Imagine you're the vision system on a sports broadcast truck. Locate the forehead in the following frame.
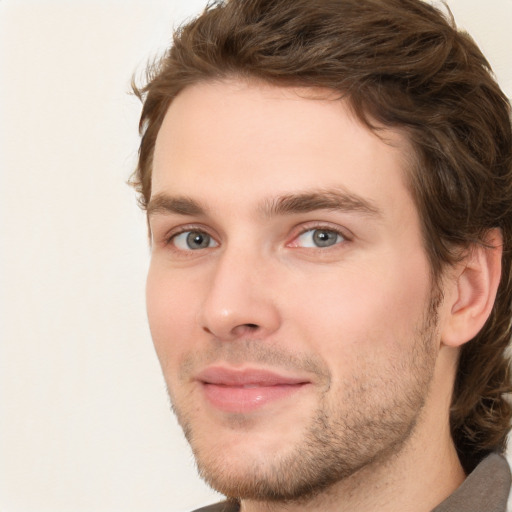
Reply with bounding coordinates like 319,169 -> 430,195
152,79 -> 415,215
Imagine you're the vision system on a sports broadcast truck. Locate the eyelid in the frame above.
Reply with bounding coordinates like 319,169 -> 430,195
161,223 -> 219,247
293,221 -> 353,239
287,222 -> 353,248
154,221 -> 352,250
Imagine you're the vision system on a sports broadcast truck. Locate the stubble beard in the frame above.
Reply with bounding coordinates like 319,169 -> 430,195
167,297 -> 440,504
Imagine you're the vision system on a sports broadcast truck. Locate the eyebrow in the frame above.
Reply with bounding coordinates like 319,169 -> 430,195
260,189 -> 381,218
147,194 -> 206,217
147,188 -> 381,219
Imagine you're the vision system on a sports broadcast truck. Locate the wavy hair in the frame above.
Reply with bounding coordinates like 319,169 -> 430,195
131,0 -> 512,472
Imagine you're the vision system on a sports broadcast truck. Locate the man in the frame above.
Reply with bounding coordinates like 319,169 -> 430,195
131,0 -> 512,510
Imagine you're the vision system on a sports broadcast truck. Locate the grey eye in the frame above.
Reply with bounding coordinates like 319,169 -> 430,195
296,229 -> 344,248
173,231 -> 216,250
313,230 -> 339,247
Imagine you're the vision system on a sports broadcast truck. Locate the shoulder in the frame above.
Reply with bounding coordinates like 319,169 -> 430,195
192,501 -> 240,512
433,453 -> 511,512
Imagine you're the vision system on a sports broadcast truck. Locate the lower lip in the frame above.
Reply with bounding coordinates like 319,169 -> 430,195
202,382 -> 308,413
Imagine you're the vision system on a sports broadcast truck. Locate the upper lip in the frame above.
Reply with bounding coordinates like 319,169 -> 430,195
196,366 -> 310,387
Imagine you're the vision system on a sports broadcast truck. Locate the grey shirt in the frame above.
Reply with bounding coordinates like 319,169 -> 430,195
433,454 -> 510,512
193,453 -> 511,512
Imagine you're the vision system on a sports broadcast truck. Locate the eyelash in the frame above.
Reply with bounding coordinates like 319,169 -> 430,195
162,223 -> 351,252
290,224 -> 351,249
164,225 -> 215,246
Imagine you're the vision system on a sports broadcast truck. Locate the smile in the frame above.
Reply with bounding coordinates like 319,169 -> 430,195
196,367 -> 311,413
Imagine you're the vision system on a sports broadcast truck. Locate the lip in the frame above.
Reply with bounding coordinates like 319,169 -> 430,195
196,367 -> 310,413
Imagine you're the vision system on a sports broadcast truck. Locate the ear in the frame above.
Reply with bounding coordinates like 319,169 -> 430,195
441,228 -> 503,348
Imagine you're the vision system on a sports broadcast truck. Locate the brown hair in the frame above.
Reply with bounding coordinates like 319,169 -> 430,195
131,0 -> 512,472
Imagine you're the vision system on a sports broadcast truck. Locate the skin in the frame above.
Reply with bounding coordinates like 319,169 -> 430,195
146,79 -> 472,511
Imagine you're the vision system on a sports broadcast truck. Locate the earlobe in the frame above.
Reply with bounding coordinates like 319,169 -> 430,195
441,228 -> 503,348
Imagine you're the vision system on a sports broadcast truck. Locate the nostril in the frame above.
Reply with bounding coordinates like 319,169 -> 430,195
245,323 -> 259,330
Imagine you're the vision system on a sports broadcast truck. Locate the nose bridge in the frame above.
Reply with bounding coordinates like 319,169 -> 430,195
199,238 -> 280,340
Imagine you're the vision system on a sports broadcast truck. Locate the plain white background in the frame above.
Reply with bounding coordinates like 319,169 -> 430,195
1,1 -> 511,511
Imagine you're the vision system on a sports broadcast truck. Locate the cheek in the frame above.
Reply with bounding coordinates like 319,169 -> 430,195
146,264 -> 199,370
285,254 -> 432,356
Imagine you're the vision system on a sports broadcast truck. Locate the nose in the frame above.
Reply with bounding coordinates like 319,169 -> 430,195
198,246 -> 281,341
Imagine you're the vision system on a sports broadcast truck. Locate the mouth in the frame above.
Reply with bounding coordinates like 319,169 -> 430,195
195,367 -> 311,413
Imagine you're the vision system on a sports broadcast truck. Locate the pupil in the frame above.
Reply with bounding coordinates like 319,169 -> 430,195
313,230 -> 336,247
187,231 -> 209,249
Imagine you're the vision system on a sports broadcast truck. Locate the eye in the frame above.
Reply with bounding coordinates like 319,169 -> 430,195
294,228 -> 345,248
171,230 -> 218,250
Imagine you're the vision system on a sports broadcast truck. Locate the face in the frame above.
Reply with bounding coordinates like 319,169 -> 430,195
146,80 -> 440,501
